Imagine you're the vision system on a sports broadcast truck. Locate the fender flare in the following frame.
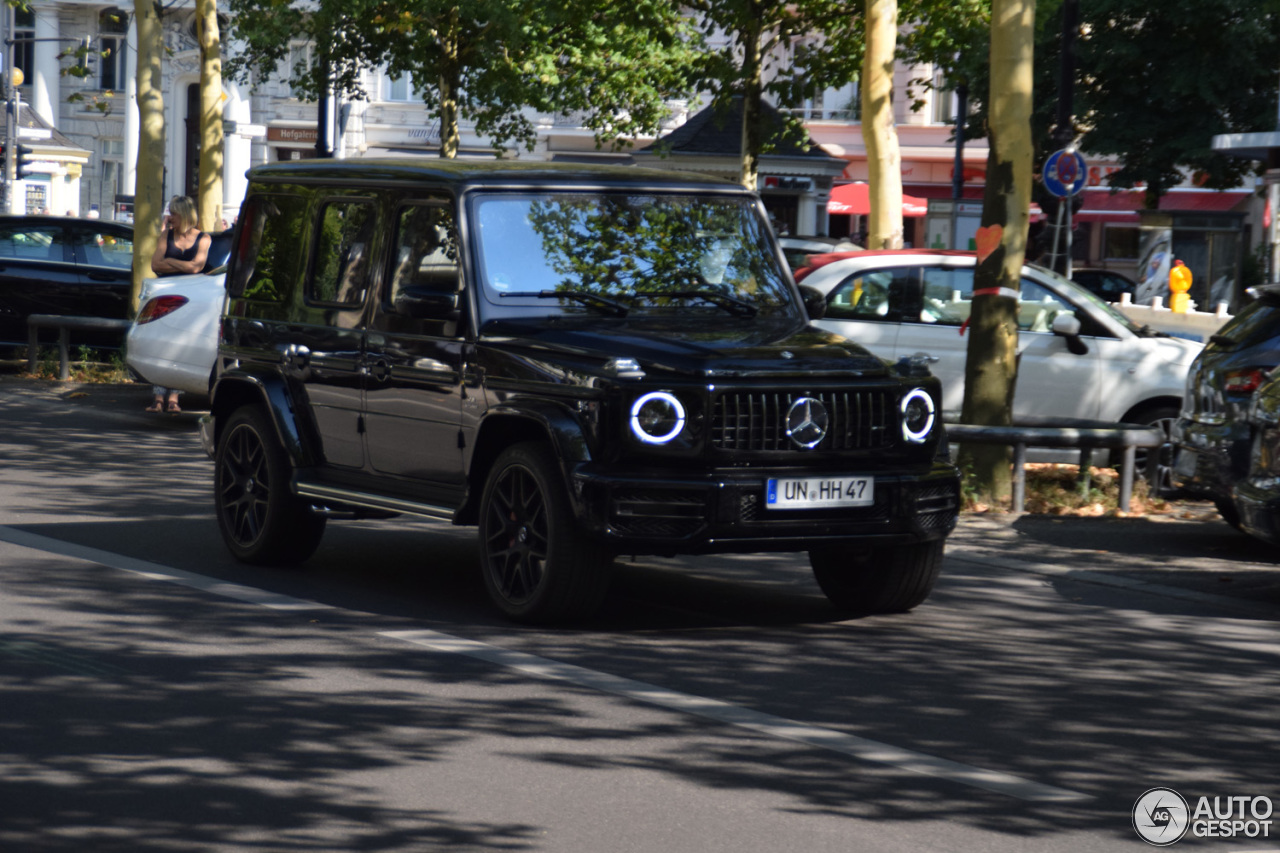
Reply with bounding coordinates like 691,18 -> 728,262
456,397 -> 594,525
208,368 -> 320,468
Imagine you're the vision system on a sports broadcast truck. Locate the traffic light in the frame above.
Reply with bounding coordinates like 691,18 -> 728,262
15,144 -> 33,180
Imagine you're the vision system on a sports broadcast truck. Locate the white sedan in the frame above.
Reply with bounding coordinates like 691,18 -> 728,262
795,249 -> 1204,484
125,270 -> 227,396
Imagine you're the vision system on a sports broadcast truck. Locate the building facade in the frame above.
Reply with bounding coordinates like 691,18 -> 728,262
11,1 -> 1260,302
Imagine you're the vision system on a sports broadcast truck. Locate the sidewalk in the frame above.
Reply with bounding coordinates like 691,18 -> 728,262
4,372 -> 1278,614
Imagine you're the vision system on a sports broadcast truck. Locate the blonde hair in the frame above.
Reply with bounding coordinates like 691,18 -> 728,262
169,195 -> 198,233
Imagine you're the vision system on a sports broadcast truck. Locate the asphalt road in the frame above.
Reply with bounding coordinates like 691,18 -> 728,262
2,375 -> 1279,852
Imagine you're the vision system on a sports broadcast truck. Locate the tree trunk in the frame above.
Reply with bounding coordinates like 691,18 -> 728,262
738,20 -> 765,191
438,9 -> 461,159
861,0 -> 903,250
957,0 -> 1036,502
196,0 -> 224,232
131,0 -> 165,316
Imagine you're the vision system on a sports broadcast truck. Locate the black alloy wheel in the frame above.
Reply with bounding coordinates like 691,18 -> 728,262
479,442 -> 610,623
215,406 -> 325,565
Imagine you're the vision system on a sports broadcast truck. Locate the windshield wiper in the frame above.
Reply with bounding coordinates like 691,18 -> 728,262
500,290 -> 629,317
634,289 -> 758,317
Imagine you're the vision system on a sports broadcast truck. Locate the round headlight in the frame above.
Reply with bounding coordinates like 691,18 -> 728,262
630,391 -> 686,444
901,388 -> 936,443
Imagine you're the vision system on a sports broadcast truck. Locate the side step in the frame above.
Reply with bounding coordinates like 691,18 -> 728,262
295,481 -> 458,522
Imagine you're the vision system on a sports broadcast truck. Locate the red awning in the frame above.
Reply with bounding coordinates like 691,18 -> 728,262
1074,189 -> 1252,223
829,182 -> 928,217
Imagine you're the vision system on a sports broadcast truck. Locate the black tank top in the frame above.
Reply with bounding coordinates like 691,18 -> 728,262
166,229 -> 205,262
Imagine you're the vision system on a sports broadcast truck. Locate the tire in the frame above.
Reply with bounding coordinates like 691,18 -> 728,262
1214,497 -> 1243,531
214,406 -> 326,565
808,540 -> 944,614
1116,405 -> 1180,497
478,442 -> 612,623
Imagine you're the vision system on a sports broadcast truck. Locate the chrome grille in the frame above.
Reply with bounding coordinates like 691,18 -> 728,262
711,389 -> 896,452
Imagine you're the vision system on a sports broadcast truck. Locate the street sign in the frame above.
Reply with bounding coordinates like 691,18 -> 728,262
1043,148 -> 1087,197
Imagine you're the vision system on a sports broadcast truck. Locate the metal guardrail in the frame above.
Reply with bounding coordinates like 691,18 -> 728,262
946,417 -> 1166,512
27,314 -> 131,380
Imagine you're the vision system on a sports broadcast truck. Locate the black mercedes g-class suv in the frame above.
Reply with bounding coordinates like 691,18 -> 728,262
200,159 -> 959,622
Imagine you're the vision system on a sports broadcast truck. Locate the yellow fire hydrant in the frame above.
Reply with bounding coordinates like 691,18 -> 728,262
1169,259 -> 1192,313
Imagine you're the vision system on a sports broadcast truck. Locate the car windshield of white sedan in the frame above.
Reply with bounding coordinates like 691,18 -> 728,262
472,193 -> 794,320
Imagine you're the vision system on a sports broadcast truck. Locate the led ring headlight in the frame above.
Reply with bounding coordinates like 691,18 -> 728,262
630,391 -> 686,444
901,388 -> 936,443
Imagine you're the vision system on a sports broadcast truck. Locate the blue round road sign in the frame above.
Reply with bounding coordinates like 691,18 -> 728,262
1043,149 -> 1087,197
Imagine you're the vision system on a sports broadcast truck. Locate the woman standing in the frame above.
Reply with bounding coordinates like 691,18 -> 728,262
146,195 -> 211,413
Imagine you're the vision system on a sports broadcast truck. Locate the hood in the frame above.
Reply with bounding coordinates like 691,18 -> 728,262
482,317 -> 891,378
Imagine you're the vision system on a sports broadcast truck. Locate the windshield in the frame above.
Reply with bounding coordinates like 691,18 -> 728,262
1027,261 -> 1142,333
471,192 -> 796,321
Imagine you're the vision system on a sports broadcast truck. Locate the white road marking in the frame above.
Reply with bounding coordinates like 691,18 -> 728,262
0,524 -> 1090,803
0,526 -> 331,611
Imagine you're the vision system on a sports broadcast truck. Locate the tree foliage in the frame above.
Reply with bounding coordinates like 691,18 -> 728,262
952,0 -> 1280,203
225,0 -> 702,157
683,0 -> 865,187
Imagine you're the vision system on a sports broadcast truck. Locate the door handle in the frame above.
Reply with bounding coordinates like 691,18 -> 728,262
282,343 -> 311,370
369,358 -> 391,382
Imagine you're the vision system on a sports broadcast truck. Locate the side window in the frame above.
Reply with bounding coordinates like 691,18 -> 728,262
920,267 -> 974,326
0,225 -> 63,262
825,268 -> 909,321
309,199 -> 377,306
72,228 -> 133,269
229,193 -> 308,302
1017,279 -> 1074,332
385,202 -> 458,305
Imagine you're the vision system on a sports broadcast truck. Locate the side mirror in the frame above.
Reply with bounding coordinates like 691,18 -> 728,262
1051,312 -> 1089,354
395,285 -> 460,320
799,284 -> 827,320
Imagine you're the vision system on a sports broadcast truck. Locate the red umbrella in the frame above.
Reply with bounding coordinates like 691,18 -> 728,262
828,182 -> 928,217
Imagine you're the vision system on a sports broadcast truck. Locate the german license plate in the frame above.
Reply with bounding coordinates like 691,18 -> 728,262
766,475 -> 874,509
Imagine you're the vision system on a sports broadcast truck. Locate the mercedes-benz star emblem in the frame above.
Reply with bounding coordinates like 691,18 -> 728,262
786,397 -> 829,449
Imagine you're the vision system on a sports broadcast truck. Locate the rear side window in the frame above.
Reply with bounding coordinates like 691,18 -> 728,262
72,227 -> 132,269
309,199 -> 377,306
228,193 -> 308,301
921,267 -> 973,325
1209,298 -> 1280,353
0,224 -> 65,262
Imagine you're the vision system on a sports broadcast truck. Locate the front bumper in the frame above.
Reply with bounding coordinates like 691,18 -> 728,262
1233,478 -> 1280,546
570,461 -> 960,554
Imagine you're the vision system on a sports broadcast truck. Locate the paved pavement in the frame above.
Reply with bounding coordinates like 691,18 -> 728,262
6,373 -> 1279,620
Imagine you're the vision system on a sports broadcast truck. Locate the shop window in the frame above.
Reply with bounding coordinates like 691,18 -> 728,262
1104,225 -> 1139,260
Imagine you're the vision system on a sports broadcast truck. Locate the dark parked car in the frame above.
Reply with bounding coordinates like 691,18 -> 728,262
0,215 -> 135,349
1171,285 -> 1280,525
1233,372 -> 1280,543
199,159 -> 960,623
1072,267 -> 1137,302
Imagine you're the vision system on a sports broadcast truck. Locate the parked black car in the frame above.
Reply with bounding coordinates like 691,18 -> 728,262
199,159 -> 960,623
0,215 -> 135,349
1071,267 -> 1138,303
1171,285 -> 1280,525
1232,371 -> 1280,543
